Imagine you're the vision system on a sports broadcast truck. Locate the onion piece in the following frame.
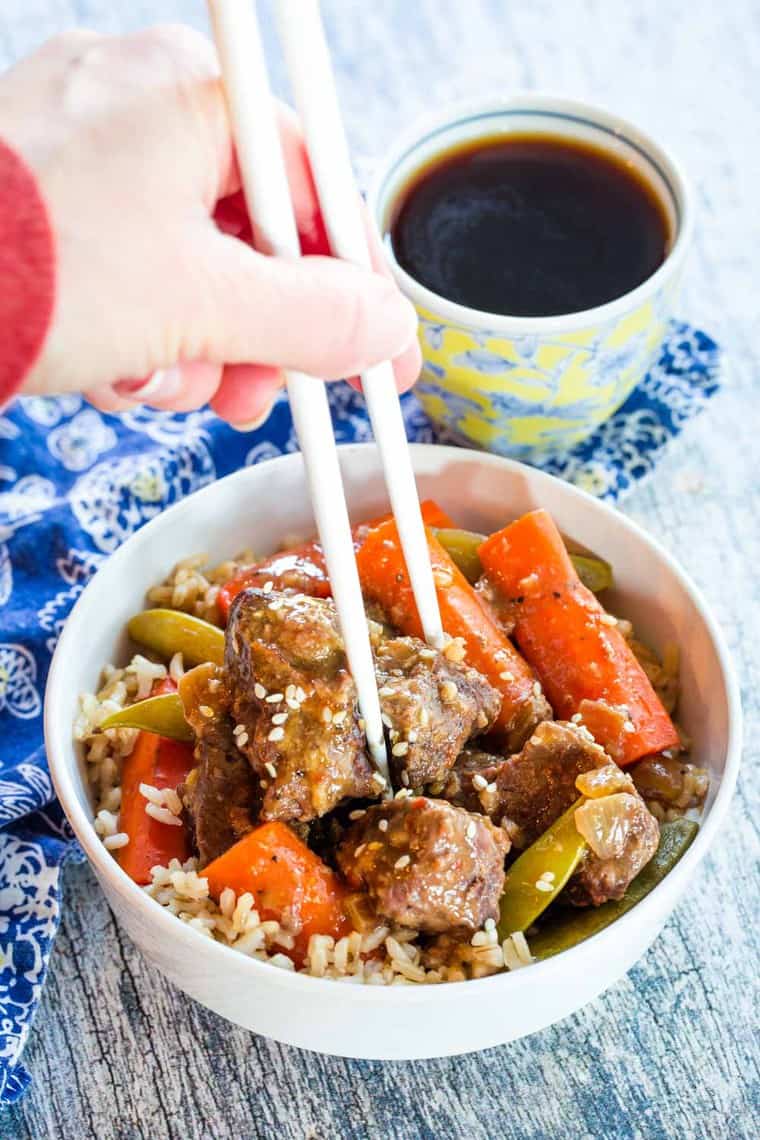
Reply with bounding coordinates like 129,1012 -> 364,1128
575,764 -> 635,799
574,793 -> 641,860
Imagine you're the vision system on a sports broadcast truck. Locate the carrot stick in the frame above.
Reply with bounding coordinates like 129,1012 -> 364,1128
117,678 -> 195,884
478,509 -> 680,765
218,499 -> 454,618
204,821 -> 351,964
355,518 -> 544,744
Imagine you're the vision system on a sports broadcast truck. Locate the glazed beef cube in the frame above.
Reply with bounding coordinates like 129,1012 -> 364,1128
178,664 -> 258,867
567,792 -> 660,907
375,637 -> 501,789
336,797 -> 509,933
226,588 -> 376,822
468,720 -> 610,849
434,746 -> 503,812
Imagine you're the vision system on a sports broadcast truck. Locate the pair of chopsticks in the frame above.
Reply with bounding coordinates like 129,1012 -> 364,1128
208,0 -> 444,787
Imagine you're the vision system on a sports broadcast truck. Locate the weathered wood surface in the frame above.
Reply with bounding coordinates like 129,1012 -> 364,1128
2,1 -> 759,1137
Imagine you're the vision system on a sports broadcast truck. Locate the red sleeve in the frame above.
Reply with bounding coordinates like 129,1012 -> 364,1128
0,137 -> 56,405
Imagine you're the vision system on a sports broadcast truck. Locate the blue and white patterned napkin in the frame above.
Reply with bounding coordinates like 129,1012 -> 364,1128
0,319 -> 719,1102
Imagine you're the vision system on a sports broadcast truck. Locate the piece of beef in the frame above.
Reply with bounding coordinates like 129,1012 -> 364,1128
226,588 -> 376,822
567,792 -> 660,906
178,663 -> 258,867
434,747 -> 502,811
374,637 -> 501,789
336,797 -> 509,933
458,720 -> 610,849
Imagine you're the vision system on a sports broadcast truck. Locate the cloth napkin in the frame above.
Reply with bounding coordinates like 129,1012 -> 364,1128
0,319 -> 719,1103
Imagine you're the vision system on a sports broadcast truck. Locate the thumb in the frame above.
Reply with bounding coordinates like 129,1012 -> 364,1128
176,232 -> 419,380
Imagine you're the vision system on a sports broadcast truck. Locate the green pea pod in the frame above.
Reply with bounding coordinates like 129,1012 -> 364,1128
528,818 -> 699,960
569,553 -> 613,594
99,692 -> 192,743
497,798 -> 588,938
128,608 -> 225,667
432,528 -> 485,583
434,527 -> 613,593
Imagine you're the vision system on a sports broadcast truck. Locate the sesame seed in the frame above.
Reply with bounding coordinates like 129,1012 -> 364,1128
271,712 -> 288,726
349,809 -> 366,821
254,683 -> 267,700
381,713 -> 393,728
532,682 -> 542,697
419,708 -> 430,727
394,854 -> 411,870
472,773 -> 488,791
236,732 -> 249,747
378,685 -> 394,697
332,710 -> 347,726
499,670 -> 515,682
486,781 -> 497,795
540,871 -> 555,883
262,580 -> 274,593
286,698 -> 300,710
296,687 -> 307,703
199,705 -> 214,718
265,761 -> 278,778
535,880 -> 554,893
440,680 -> 458,702
600,613 -> 617,626
266,692 -> 284,704
285,684 -> 296,700
371,771 -> 387,788
321,707 -> 333,724
354,844 -> 366,857
394,788 -> 413,800
484,917 -> 496,933
268,598 -> 283,611
233,723 -> 247,737
268,727 -> 285,742
392,741 -> 409,757
378,819 -> 389,832
466,820 -> 477,839
419,647 -> 436,661
400,770 -> 410,786
389,729 -> 399,742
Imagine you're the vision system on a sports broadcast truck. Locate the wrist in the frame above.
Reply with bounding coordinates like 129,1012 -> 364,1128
0,135 -> 56,405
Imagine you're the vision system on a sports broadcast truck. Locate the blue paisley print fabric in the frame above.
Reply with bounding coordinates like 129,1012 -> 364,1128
0,320 -> 719,1101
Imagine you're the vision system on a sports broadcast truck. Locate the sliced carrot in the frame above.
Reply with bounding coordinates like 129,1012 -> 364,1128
355,517 -> 542,743
478,509 -> 680,765
116,678 -> 195,885
217,499 -> 454,618
204,821 -> 351,965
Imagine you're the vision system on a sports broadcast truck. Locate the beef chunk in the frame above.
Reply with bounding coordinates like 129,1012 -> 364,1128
226,588 -> 376,822
336,797 -> 509,933
463,720 -> 610,849
568,792 -> 660,906
374,637 -> 501,789
178,664 -> 258,867
435,747 -> 502,812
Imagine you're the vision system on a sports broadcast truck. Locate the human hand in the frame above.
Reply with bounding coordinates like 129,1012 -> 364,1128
0,25 -> 421,426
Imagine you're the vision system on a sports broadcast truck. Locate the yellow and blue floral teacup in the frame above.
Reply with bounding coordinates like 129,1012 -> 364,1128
369,96 -> 694,460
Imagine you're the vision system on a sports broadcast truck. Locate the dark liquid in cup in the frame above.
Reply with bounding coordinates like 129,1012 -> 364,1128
389,134 -> 671,317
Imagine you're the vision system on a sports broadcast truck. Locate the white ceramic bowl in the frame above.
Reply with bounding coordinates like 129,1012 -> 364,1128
45,444 -> 741,1059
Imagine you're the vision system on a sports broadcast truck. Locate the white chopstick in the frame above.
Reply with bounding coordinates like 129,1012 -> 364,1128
208,0 -> 390,787
275,0 -> 446,651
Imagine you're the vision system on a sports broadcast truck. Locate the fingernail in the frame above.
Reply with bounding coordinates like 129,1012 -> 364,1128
115,367 -> 183,403
375,286 -> 419,358
229,399 -> 276,433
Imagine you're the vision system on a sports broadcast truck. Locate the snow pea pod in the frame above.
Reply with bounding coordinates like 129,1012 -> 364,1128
528,818 -> 698,960
433,527 -> 613,593
100,692 -> 192,743
497,798 -> 588,938
128,608 -> 225,667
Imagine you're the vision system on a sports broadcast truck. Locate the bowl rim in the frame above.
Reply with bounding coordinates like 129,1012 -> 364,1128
45,443 -> 742,1002
367,92 -> 695,336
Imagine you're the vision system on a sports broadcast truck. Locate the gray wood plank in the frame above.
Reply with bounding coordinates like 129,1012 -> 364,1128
1,0 -> 758,1137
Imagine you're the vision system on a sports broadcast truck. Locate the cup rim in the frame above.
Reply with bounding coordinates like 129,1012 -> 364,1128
368,93 -> 695,335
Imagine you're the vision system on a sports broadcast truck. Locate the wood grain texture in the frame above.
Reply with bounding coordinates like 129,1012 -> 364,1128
1,1 -> 759,1137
